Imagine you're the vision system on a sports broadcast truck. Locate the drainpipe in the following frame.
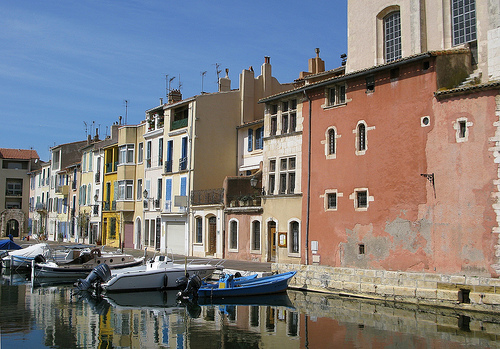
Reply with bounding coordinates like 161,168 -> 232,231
304,90 -> 311,266
186,102 -> 195,256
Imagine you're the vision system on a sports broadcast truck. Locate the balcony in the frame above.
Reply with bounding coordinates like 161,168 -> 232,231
164,160 -> 172,173
93,205 -> 99,216
227,194 -> 261,208
103,201 -> 110,211
191,188 -> 224,205
5,189 -> 22,197
36,203 -> 47,212
171,118 -> 188,131
179,157 -> 187,171
154,199 -> 160,210
55,184 -> 69,195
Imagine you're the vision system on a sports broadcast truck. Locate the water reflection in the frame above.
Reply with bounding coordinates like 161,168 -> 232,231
1,268 -> 500,348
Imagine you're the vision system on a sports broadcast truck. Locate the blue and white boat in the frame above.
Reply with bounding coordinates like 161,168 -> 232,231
196,271 -> 296,298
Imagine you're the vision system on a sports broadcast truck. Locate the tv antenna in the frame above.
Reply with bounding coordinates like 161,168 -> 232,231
201,71 -> 207,93
83,121 -> 88,138
214,63 -> 221,86
124,100 -> 128,125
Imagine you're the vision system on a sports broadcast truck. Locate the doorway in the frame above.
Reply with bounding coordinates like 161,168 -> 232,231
267,220 -> 276,262
208,216 -> 217,255
7,219 -> 19,237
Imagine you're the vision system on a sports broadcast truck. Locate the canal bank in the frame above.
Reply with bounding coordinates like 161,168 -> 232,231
275,263 -> 500,314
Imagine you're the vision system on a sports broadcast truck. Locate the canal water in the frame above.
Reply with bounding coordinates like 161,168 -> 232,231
1,269 -> 499,348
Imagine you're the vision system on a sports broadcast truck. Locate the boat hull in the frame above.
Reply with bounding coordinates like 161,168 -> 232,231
102,264 -> 217,292
197,271 -> 296,298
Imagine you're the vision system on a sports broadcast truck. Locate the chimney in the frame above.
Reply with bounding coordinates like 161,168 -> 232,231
168,89 -> 182,104
219,68 -> 231,92
160,97 -> 163,105
309,48 -> 325,75
119,116 -> 122,125
94,128 -> 99,142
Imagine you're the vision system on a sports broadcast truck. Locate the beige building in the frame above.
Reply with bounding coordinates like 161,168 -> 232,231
0,148 -> 39,239
346,0 -> 500,82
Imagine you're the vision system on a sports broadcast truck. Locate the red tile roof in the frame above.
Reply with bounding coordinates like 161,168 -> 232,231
0,148 -> 39,160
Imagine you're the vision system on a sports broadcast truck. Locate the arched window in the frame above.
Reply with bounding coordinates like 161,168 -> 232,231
384,11 -> 401,62
229,220 -> 238,250
358,123 -> 366,151
289,221 -> 300,254
252,220 -> 261,251
328,129 -> 336,155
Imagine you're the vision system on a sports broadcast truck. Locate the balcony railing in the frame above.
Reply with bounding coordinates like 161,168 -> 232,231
6,190 -> 22,196
93,205 -> 99,216
112,200 -> 116,210
191,188 -> 224,205
154,199 -> 160,209
164,160 -> 172,173
36,203 -> 47,211
179,157 -> 187,171
105,162 -> 118,173
103,201 -> 110,211
171,118 -> 188,131
227,194 -> 262,208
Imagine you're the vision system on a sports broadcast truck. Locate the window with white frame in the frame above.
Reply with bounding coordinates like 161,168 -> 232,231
268,159 -> 276,195
289,220 -> 300,254
452,0 -> 476,46
327,84 -> 346,106
158,138 -> 163,166
251,220 -> 261,251
137,179 -> 142,200
326,127 -> 337,158
455,117 -> 472,142
281,99 -> 297,134
138,142 -> 143,163
195,217 -> 203,244
146,141 -> 152,168
118,180 -> 134,200
384,11 -> 401,62
325,190 -> 338,211
356,122 -> 367,154
119,144 -> 135,164
351,188 -> 372,211
279,157 -> 296,194
229,219 -> 238,251
270,104 -> 278,136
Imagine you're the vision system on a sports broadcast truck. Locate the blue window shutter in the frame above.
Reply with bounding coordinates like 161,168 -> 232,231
181,137 -> 187,158
180,177 -> 187,196
167,140 -> 173,162
165,179 -> 172,200
256,127 -> 263,149
248,129 -> 253,152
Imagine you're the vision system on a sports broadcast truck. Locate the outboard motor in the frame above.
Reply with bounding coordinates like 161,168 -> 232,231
177,273 -> 202,299
75,263 -> 112,292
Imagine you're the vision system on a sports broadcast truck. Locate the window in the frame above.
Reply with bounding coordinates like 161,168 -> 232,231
138,142 -> 143,163
281,99 -> 297,134
459,120 -> 467,138
119,144 -> 135,164
328,84 -> 346,106
110,217 -> 116,239
196,217 -> 203,244
289,221 -> 299,254
452,0 -> 476,46
6,179 -> 22,196
356,190 -> 368,209
118,180 -> 134,200
164,178 -> 172,211
270,104 -> 278,136
252,220 -> 260,251
146,141 -> 152,168
165,140 -> 173,173
328,128 -> 336,155
384,11 -> 401,62
455,118 -> 471,142
366,76 -> 375,93
248,129 -> 253,152
158,138 -> 163,166
327,192 -> 337,210
180,137 -> 188,171
279,157 -> 296,194
359,244 -> 365,255
268,159 -> 276,195
137,179 -> 143,200
229,220 -> 238,250
89,152 -> 93,171
357,123 -> 366,153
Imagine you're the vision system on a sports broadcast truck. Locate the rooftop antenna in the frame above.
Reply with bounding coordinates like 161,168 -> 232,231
178,74 -> 182,91
83,121 -> 88,138
169,76 -> 176,93
201,71 -> 207,93
124,100 -> 128,125
215,63 -> 221,87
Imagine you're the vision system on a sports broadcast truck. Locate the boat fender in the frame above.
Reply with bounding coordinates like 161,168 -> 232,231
34,254 -> 46,263
161,274 -> 168,290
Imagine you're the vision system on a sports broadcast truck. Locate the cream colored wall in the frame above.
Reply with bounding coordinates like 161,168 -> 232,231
347,0 -> 499,82
192,92 -> 241,190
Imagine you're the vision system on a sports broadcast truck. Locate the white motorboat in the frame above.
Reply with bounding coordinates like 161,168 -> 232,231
76,255 -> 223,293
2,243 -> 50,269
32,248 -> 144,280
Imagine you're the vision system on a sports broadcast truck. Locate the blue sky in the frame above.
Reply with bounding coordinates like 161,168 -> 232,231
0,0 -> 347,161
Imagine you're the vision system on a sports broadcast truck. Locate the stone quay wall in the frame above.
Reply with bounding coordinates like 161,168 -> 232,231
274,263 -> 500,313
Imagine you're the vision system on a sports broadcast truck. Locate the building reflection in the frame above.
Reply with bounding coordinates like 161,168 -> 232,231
4,282 -> 498,348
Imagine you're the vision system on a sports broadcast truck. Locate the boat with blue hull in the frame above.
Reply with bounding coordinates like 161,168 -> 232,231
196,271 -> 296,298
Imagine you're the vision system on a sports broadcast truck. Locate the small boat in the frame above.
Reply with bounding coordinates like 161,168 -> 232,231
32,248 -> 144,280
75,255 -> 223,293
196,271 -> 296,298
2,243 -> 50,269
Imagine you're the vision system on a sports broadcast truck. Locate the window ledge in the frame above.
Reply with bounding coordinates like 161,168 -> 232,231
322,102 -> 347,110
